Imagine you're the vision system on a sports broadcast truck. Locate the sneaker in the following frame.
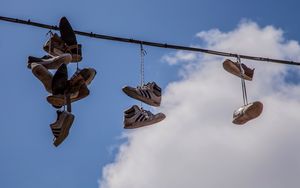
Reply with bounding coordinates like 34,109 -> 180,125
43,33 -> 68,56
27,54 -> 72,70
122,82 -> 162,107
43,33 -> 82,62
52,64 -> 68,95
59,17 -> 82,62
50,110 -> 75,147
29,63 -> 53,93
232,101 -> 263,125
78,68 -> 97,85
47,82 -> 90,107
223,59 -> 254,81
124,105 -> 166,129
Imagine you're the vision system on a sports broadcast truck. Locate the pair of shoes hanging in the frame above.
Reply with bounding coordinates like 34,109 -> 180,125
223,59 -> 263,125
50,110 -> 75,147
122,82 -> 166,129
47,66 -> 96,107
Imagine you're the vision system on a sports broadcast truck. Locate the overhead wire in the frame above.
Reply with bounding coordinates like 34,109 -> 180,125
1,15 -> 300,66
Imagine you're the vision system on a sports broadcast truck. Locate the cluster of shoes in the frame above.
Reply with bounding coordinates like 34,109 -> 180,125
122,82 -> 166,129
27,17 -> 96,146
223,59 -> 263,125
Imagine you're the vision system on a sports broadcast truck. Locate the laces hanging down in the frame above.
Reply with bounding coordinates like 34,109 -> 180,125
222,56 -> 263,125
27,17 -> 97,147
121,44 -> 165,129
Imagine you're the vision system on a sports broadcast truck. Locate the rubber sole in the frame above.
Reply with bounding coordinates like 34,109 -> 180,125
122,87 -> 160,107
223,60 -> 252,81
124,113 -> 166,129
232,101 -> 263,125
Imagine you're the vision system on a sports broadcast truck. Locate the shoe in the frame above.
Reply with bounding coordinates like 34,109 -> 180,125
47,82 -> 90,106
29,63 -> 53,93
52,64 -> 68,95
50,110 -> 75,147
78,68 -> 97,85
59,17 -> 82,62
43,33 -> 82,62
124,105 -> 166,129
223,59 -> 254,81
232,101 -> 263,125
43,33 -> 68,56
27,54 -> 72,70
122,82 -> 162,107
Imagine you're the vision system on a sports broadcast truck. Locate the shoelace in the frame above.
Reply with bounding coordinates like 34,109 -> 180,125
137,82 -> 152,90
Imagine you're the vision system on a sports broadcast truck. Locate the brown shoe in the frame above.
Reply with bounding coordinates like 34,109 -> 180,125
30,63 -> 53,93
47,82 -> 90,107
43,33 -> 82,63
223,59 -> 254,81
232,101 -> 263,125
50,111 -> 75,147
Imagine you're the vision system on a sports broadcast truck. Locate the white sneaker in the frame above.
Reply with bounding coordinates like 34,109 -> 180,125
122,82 -> 162,107
27,53 -> 72,70
232,101 -> 263,125
124,105 -> 165,129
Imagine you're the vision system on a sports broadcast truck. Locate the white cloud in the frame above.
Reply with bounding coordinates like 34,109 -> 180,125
99,21 -> 300,188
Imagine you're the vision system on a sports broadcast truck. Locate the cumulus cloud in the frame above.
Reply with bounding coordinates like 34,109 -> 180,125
99,21 -> 300,188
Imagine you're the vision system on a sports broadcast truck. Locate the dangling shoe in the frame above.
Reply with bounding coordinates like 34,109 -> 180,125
47,71 -> 90,107
232,101 -> 263,125
59,17 -> 82,62
29,63 -> 53,93
52,63 -> 68,95
27,54 -> 72,70
122,82 -> 162,107
47,84 -> 89,106
223,59 -> 254,81
50,110 -> 75,147
124,105 -> 166,129
78,68 -> 97,85
43,33 -> 69,56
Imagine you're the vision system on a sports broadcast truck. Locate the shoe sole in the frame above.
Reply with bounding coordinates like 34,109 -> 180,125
47,87 -> 89,106
53,113 -> 75,147
59,17 -> 77,46
31,64 -> 53,93
124,113 -> 166,129
232,101 -> 263,125
223,60 -> 252,81
122,87 -> 160,107
43,54 -> 72,69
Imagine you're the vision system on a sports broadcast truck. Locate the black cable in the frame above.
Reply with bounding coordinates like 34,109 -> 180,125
1,15 -> 300,66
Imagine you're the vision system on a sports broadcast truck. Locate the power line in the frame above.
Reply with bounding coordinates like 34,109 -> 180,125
0,15 -> 299,66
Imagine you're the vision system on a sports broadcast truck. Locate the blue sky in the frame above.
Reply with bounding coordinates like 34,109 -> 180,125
1,1 -> 300,188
